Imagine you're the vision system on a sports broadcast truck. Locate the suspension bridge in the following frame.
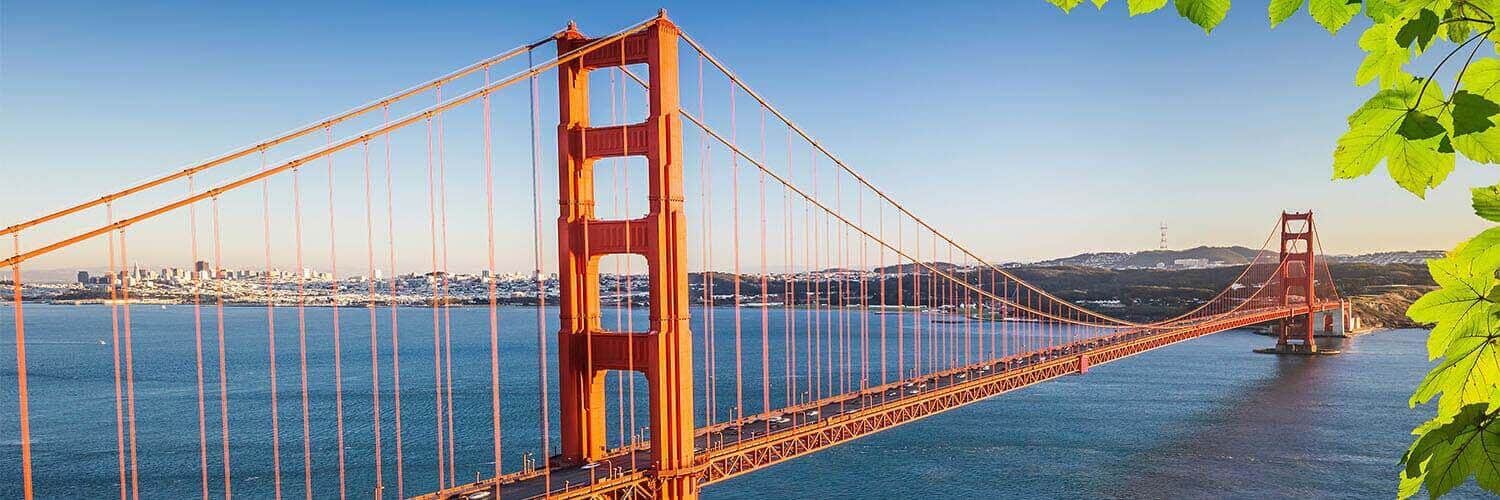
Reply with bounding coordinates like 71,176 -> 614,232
1,13 -> 1349,500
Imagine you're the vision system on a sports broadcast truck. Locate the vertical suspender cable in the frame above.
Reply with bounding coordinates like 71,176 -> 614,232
803,164 -> 814,404
966,253 -> 973,367
620,41 -> 638,465
211,197 -> 233,499
729,78 -> 744,427
188,176 -> 211,500
483,64 -> 502,481
896,215 -> 903,381
326,126 -> 349,500
293,165 -> 314,500
425,112 -> 445,490
261,153 -> 285,500
119,227 -> 141,500
758,107 -> 770,422
988,270 -> 995,362
437,93 -> 458,488
912,225 -> 920,378
107,205 -> 128,500
859,189 -> 868,392
423,108 -> 444,486
10,233 -> 33,500
526,47 -> 553,494
834,171 -> 844,400
830,173 -> 837,397
783,128 -> 795,410
696,56 -> 714,428
810,150 -> 820,400
611,68 -> 626,450
362,138 -> 384,499
383,103 -> 407,499
846,172 -> 858,396
701,55 -> 718,430
878,203 -> 886,388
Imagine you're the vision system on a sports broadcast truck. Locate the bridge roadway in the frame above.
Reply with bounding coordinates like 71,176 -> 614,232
415,302 -> 1340,500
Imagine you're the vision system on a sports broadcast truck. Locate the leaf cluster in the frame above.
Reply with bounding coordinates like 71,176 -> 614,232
1044,1 -> 1500,497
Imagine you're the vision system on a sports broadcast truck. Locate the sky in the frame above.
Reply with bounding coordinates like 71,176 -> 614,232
2,1 -> 1493,275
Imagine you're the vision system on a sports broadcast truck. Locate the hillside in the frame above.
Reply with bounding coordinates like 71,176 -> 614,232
689,262 -> 1436,327
1346,288 -> 1429,329
1032,248 -> 1444,271
1002,262 -> 1432,322
1035,246 -> 1261,269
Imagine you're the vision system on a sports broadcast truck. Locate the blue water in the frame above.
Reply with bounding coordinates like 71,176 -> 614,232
0,304 -> 1483,498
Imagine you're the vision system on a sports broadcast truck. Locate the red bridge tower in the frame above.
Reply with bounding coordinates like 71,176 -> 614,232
554,14 -> 699,499
1276,211 -> 1318,353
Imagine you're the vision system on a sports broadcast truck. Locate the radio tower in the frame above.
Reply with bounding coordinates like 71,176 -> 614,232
1159,221 -> 1168,250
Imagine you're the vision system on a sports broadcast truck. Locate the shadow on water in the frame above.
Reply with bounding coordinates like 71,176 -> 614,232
1099,338 -> 1363,499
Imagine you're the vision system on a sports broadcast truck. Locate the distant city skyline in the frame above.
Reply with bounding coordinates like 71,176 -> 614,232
3,1 -> 1488,274
7,243 -> 1442,284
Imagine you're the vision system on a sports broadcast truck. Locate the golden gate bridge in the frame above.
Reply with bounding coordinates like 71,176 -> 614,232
1,12 -> 1348,500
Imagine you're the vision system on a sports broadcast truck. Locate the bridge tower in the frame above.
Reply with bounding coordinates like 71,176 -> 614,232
1276,211 -> 1318,353
555,13 -> 698,499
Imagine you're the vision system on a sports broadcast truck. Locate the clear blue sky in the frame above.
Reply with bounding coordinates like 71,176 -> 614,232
2,1 -> 1489,273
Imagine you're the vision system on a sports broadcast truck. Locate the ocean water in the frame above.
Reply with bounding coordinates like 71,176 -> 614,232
0,304 -> 1485,498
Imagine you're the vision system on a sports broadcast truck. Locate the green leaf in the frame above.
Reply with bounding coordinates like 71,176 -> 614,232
1333,79 -> 1448,184
1410,314 -> 1500,414
1444,6 -> 1474,42
1399,463 -> 1426,499
1175,0 -> 1231,33
1452,128 -> 1500,163
1395,8 -> 1440,50
1399,402 -> 1500,498
1092,0 -> 1109,8
1451,60 -> 1500,163
1461,58 -> 1500,99
1394,0 -> 1455,19
1270,0 -> 1306,27
1440,0 -> 1496,42
1310,0 -> 1363,34
1388,132 -> 1457,197
1409,247 -> 1498,361
1334,107 -> 1407,179
1454,226 -> 1500,282
1046,0 -> 1087,12
1127,0 -> 1169,16
1474,185 -> 1500,222
1453,91 -> 1500,137
1409,243 -> 1500,415
1356,22 -> 1412,88
1333,78 -> 1455,197
1365,0 -> 1403,22
1399,110 -> 1447,140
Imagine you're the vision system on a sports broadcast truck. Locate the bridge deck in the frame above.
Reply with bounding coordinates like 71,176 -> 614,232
414,303 -> 1340,500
